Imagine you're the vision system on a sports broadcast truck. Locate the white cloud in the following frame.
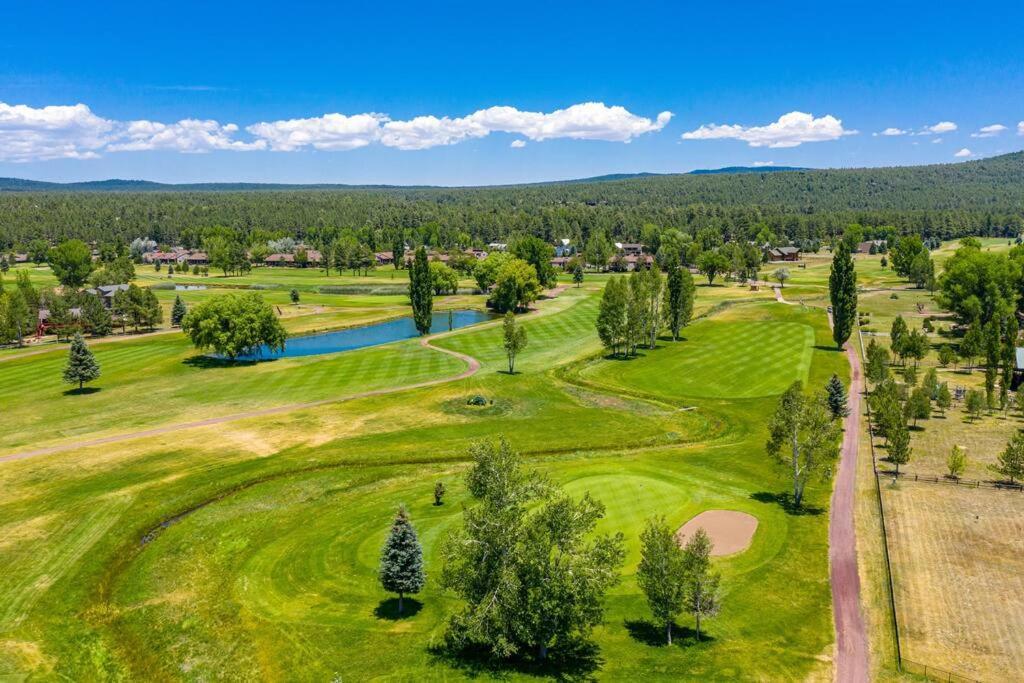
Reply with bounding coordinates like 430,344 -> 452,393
1017,121 -> 1024,136
251,102 -> 673,151
917,121 -> 957,135
108,119 -> 265,153
0,102 -> 114,162
247,113 -> 387,151
932,137 -> 943,144
510,139 -> 527,148
875,127 -> 907,136
680,111 -> 856,148
752,160 -> 774,167
0,100 -> 673,161
954,147 -> 972,157
971,124 -> 1007,138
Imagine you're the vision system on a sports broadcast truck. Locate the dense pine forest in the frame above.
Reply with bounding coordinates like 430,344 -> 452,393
1,151 -> 1022,249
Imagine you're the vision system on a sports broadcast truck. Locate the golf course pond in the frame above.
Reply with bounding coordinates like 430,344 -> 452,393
232,309 -> 494,361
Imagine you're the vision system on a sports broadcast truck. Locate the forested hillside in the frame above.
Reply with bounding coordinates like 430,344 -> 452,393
1,152 -> 1022,248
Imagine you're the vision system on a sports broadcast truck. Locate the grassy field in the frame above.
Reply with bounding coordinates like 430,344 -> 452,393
881,480 -> 1024,681
0,274 -> 846,680
848,237 -> 1024,683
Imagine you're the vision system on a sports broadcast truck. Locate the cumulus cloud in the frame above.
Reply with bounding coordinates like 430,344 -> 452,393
954,147 -> 972,157
108,119 -> 265,152
252,102 -> 673,151
0,100 -> 672,161
971,124 -> 1007,138
680,111 -> 855,148
752,160 -> 774,167
1019,121 -> 1024,135
916,121 -> 957,135
247,113 -> 387,151
0,102 -> 114,162
510,139 -> 527,148
875,127 -> 907,137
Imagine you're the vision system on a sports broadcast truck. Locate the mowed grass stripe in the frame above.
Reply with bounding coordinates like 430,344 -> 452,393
0,340 -> 465,454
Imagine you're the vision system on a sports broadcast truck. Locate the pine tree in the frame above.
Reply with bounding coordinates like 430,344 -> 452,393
378,506 -> 426,614
170,295 -> 187,327
409,247 -> 433,335
826,374 -> 849,419
829,244 -> 857,349
63,332 -> 100,390
992,432 -> 1024,484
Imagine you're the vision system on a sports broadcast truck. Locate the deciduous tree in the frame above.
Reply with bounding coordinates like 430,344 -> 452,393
502,312 -> 528,374
637,516 -> 687,645
829,244 -> 857,349
766,381 -> 842,507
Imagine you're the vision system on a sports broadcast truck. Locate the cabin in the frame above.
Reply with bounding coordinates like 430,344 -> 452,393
374,251 -> 395,266
766,246 -> 801,262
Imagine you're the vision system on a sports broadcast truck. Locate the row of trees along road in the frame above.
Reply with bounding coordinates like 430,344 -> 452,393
376,438 -> 729,661
596,265 -> 695,357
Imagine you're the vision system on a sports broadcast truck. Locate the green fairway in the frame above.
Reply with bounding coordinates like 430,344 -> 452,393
579,311 -> 815,400
0,281 -> 847,680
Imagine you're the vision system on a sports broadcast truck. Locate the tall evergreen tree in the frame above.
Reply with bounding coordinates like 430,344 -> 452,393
170,295 -> 187,326
825,374 -> 849,419
378,506 -> 426,614
829,244 -> 857,349
63,332 -> 101,390
409,246 -> 433,335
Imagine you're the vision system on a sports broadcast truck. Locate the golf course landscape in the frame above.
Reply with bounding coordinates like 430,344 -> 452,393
0,271 -> 847,680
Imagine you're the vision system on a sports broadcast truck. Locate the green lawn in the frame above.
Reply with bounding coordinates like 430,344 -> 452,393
0,274 -> 847,680
579,313 -> 815,400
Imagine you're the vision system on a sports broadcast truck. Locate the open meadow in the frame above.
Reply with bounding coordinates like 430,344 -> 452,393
0,272 -> 847,680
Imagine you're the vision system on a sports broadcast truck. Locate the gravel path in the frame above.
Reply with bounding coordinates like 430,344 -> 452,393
829,317 -> 870,682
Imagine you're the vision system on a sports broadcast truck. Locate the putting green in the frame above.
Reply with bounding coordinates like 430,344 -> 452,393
582,318 -> 815,400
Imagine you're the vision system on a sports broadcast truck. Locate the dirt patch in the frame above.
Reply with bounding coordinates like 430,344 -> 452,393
676,509 -> 758,556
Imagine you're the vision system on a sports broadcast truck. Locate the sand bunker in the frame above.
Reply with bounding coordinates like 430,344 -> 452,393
676,510 -> 759,556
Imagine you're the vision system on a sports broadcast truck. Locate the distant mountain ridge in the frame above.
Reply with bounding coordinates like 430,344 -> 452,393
687,165 -> 809,175
0,165 -> 810,192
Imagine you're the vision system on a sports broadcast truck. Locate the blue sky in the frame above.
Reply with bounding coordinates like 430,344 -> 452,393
1,0 -> 1023,185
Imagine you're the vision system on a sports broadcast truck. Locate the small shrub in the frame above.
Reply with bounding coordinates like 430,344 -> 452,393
467,395 -> 488,406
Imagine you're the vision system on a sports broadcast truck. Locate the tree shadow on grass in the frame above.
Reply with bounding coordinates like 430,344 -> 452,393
429,638 -> 602,681
623,619 -> 716,648
373,597 -> 423,620
62,386 -> 101,396
749,491 -> 824,516
182,355 -> 264,369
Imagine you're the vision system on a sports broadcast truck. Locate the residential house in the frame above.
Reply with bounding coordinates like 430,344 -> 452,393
765,246 -> 801,262
84,284 -> 130,309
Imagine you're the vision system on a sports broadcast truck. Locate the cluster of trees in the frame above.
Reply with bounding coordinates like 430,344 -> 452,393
0,271 -> 33,346
637,519 -> 721,644
4,152 -> 1023,251
596,266 -> 695,357
376,438 -> 730,662
181,292 -> 287,359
